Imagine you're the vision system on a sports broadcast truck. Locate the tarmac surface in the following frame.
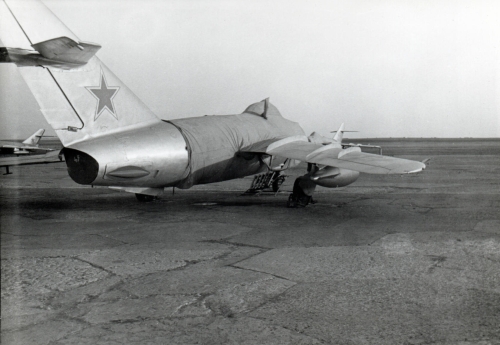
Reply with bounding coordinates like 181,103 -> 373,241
1,138 -> 500,345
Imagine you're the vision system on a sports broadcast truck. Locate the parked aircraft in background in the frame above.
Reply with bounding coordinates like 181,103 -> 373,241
0,129 -> 63,175
0,129 -> 52,155
0,0 -> 425,206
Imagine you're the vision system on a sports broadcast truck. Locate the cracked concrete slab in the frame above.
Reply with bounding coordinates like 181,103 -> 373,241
78,295 -> 211,324
1,216 -> 147,236
0,233 -> 125,259
2,319 -> 83,345
204,276 -> 296,316
49,275 -> 123,307
123,262 -> 278,296
0,307 -> 55,333
2,257 -> 109,298
227,220 -> 389,248
49,316 -> 323,345
235,236 -> 500,290
2,257 -> 109,331
77,242 -> 234,276
98,221 -> 255,245
250,278 -> 500,344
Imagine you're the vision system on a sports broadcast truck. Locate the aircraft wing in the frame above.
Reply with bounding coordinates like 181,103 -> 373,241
264,135 -> 324,160
0,144 -> 54,151
266,136 -> 426,174
0,150 -> 63,167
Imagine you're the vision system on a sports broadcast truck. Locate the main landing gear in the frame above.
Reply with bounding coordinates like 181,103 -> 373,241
286,164 -> 318,208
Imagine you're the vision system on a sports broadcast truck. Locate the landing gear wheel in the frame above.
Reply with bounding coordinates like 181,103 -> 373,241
287,194 -> 311,208
135,193 -> 155,202
287,175 -> 317,208
287,194 -> 297,208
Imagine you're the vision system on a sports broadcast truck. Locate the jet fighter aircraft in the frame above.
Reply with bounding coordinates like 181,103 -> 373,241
0,129 -> 52,155
0,128 -> 61,174
0,0 -> 425,205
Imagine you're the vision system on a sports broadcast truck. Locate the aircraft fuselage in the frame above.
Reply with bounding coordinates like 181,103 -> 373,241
64,112 -> 303,189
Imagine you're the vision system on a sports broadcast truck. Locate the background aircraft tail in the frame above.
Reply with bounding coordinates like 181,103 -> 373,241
332,123 -> 345,142
1,0 -> 161,147
22,129 -> 44,146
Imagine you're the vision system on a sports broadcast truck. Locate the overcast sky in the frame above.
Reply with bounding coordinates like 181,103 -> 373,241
1,0 -> 499,139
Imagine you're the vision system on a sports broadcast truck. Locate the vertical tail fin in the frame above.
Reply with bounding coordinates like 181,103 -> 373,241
22,129 -> 44,146
333,123 -> 345,143
1,0 -> 161,147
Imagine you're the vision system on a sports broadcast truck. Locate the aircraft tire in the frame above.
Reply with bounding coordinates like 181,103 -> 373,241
287,194 -> 297,208
135,193 -> 155,202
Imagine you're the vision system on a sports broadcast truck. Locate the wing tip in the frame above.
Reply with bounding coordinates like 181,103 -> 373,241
404,162 -> 426,174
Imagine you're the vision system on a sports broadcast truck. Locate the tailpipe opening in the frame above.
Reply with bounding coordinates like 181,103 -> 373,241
62,148 -> 99,184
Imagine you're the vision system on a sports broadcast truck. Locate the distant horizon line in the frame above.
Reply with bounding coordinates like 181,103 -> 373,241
1,136 -> 499,142
23,137 -> 499,142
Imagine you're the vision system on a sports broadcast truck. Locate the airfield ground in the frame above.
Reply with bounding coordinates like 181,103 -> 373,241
1,139 -> 500,345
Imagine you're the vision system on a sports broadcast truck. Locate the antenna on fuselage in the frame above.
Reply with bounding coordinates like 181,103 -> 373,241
262,97 -> 270,119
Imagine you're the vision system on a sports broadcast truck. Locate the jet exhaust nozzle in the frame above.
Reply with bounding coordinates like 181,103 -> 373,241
0,47 -> 12,63
63,148 -> 99,185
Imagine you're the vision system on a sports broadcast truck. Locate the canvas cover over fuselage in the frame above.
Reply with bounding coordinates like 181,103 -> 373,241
170,101 -> 304,188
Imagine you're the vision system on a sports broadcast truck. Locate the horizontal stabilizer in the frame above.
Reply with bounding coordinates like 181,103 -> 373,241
32,37 -> 101,65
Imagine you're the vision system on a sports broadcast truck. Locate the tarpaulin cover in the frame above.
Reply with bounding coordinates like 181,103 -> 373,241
170,100 -> 304,187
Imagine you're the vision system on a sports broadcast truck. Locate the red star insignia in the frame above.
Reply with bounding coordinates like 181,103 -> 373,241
86,72 -> 120,120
